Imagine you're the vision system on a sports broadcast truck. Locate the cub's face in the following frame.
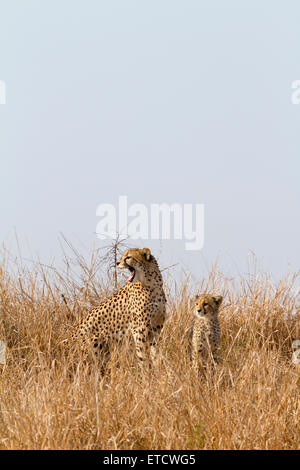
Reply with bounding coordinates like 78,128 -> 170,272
117,248 -> 153,285
194,294 -> 223,320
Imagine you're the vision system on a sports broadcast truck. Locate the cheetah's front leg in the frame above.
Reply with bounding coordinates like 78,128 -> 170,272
148,325 -> 164,366
148,310 -> 165,366
131,328 -> 152,370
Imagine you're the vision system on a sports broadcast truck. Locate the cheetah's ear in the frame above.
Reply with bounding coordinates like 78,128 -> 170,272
213,295 -> 223,307
141,248 -> 152,261
193,295 -> 199,302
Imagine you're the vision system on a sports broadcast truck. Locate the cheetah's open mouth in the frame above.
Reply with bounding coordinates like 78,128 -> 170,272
127,267 -> 135,283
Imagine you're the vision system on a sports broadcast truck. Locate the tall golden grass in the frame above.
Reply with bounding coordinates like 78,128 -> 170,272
0,244 -> 299,450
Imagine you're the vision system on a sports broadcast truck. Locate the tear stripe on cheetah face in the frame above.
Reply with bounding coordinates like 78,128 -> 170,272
193,294 -> 223,320
191,294 -> 223,367
71,247 -> 166,370
117,247 -> 163,289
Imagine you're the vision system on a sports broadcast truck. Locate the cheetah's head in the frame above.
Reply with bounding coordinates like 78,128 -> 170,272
193,294 -> 223,320
117,247 -> 157,286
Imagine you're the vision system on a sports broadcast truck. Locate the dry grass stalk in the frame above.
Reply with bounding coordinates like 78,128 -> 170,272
0,243 -> 299,449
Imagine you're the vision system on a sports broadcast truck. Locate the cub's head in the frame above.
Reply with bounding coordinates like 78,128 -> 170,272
193,294 -> 223,320
117,248 -> 159,286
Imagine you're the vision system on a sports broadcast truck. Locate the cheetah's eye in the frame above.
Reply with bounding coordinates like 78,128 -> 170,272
203,303 -> 209,307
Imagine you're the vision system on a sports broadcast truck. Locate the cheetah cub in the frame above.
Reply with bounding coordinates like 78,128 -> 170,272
191,294 -> 222,369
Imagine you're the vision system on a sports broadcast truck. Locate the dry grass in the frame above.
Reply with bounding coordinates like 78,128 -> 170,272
0,245 -> 299,450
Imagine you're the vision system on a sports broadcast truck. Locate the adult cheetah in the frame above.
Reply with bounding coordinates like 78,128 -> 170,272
71,247 -> 166,370
190,294 -> 222,369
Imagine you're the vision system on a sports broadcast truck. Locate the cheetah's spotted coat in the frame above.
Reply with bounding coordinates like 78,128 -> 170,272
71,248 -> 166,370
191,294 -> 222,368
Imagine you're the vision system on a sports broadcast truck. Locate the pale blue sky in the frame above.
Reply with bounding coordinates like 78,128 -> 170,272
0,0 -> 299,279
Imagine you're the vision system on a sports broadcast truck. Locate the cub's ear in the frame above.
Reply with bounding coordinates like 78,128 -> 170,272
193,294 -> 199,302
141,247 -> 152,261
213,295 -> 223,307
